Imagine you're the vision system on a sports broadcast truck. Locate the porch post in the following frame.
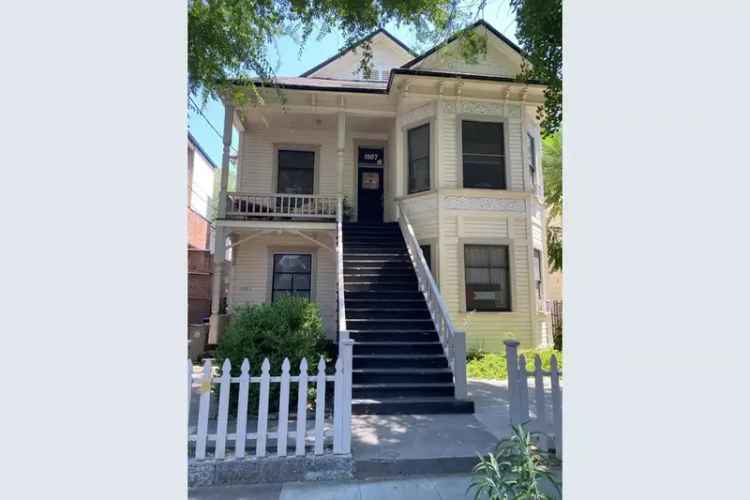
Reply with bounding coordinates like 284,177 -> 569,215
336,108 -> 346,197
208,101 -> 234,344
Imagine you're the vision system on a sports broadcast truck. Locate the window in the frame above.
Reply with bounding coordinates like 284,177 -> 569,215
464,245 -> 511,311
272,254 -> 312,301
277,150 -> 314,194
420,244 -> 432,272
462,121 -> 506,189
533,249 -> 543,300
407,124 -> 430,193
528,133 -> 537,188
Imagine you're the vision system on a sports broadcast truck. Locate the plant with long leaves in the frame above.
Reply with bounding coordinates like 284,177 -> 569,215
468,424 -> 561,500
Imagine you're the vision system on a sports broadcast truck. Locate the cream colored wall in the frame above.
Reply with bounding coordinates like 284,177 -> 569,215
308,33 -> 413,80
395,94 -> 550,351
227,232 -> 338,339
238,125 -> 356,206
189,145 -> 216,219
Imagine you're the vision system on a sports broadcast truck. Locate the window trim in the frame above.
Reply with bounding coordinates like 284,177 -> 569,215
266,246 -> 318,303
402,116 -> 436,196
417,237 -> 438,283
458,238 -> 516,313
272,144 -> 321,195
456,114 -> 510,191
527,132 -> 537,188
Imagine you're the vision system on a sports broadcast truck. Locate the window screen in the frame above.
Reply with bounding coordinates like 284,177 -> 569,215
272,254 -> 312,301
408,124 -> 430,193
278,150 -> 314,194
462,121 -> 506,189
533,248 -> 543,300
464,245 -> 511,311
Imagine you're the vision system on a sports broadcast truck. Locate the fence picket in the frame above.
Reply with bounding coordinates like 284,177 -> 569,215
256,358 -> 271,457
195,359 -> 212,459
214,359 -> 231,459
277,358 -> 291,456
295,358 -> 309,456
235,359 -> 250,458
533,355 -> 546,424
550,355 -> 562,459
314,357 -> 326,455
518,354 -> 530,422
503,340 -> 521,425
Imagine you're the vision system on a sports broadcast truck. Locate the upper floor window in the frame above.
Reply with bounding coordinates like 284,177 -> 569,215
407,123 -> 430,194
278,150 -> 314,194
528,132 -> 537,188
533,248 -> 543,300
464,244 -> 511,311
462,121 -> 506,189
272,253 -> 312,302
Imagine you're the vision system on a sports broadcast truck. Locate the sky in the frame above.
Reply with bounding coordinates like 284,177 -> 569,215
187,0 -> 519,166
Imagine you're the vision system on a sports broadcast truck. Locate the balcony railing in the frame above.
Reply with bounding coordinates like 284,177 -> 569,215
224,193 -> 339,221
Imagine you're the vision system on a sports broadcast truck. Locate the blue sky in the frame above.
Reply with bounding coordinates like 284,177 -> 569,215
187,0 -> 518,166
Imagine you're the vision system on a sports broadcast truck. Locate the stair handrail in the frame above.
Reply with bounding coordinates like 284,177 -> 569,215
396,202 -> 468,399
336,196 -> 347,336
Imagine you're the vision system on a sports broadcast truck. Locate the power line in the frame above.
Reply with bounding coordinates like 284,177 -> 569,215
189,97 -> 239,154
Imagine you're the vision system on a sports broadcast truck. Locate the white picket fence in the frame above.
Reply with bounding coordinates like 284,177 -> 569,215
188,339 -> 353,460
504,340 -> 562,458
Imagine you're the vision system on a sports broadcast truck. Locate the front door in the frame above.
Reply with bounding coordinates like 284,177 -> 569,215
357,167 -> 384,223
357,147 -> 384,223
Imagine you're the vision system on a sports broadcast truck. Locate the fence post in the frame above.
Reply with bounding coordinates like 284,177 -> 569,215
518,354 -> 530,423
256,358 -> 271,458
235,359 -> 250,458
504,340 -> 521,426
195,358 -> 212,459
453,331 -> 468,400
341,337 -> 353,454
295,358 -> 309,456
277,358 -> 291,457
314,357 -> 327,455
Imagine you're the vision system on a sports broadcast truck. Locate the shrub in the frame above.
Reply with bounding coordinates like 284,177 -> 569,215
215,297 -> 327,414
469,424 -> 561,499
467,348 -> 563,380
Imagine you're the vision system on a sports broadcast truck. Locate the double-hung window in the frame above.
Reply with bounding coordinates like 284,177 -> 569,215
533,248 -> 543,301
528,132 -> 537,189
462,121 -> 506,189
407,123 -> 430,193
277,150 -> 314,194
272,254 -> 312,301
464,245 -> 511,311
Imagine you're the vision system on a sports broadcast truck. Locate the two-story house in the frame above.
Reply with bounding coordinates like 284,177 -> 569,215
208,19 -> 551,414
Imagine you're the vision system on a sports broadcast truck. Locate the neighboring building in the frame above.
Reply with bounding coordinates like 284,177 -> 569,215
188,134 -> 217,324
208,20 -> 551,413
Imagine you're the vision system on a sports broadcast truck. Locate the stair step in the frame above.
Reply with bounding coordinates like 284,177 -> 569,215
347,308 -> 430,320
344,291 -> 424,300
353,355 -> 448,369
352,368 -> 453,385
344,284 -> 420,293
349,331 -> 438,342
353,342 -> 443,355
346,319 -> 435,331
351,397 -> 475,415
352,383 -> 455,399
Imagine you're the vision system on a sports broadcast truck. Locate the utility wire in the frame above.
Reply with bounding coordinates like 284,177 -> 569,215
189,97 -> 238,154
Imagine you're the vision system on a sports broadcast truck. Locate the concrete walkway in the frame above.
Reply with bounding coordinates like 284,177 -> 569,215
189,473 -> 479,500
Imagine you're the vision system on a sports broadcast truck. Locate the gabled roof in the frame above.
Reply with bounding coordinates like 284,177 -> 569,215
401,19 -> 525,69
299,28 -> 417,77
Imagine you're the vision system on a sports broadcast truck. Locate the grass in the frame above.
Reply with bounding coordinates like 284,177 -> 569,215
467,347 -> 563,380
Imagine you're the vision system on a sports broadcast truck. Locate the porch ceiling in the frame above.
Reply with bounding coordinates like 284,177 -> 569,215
243,110 -> 394,134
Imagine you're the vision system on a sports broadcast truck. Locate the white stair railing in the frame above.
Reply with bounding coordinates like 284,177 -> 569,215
335,196 -> 352,453
396,202 -> 468,399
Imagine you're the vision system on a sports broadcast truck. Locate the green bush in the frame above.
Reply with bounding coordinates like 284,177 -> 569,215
469,424 -> 561,499
215,297 -> 327,414
467,348 -> 563,380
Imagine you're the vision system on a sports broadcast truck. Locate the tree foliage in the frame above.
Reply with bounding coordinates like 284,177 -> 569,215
543,131 -> 562,272
188,0 -> 487,105
510,0 -> 562,136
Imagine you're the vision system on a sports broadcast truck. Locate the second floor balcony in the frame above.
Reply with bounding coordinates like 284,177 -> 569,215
223,192 -> 340,223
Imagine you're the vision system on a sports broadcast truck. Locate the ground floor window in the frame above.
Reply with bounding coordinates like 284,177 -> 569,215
464,244 -> 511,311
272,253 -> 312,301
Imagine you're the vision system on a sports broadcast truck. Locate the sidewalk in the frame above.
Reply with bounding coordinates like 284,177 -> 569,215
189,473 -> 478,500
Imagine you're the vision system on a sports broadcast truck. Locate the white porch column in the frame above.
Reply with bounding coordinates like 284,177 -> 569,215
336,108 -> 346,196
208,101 -> 234,344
